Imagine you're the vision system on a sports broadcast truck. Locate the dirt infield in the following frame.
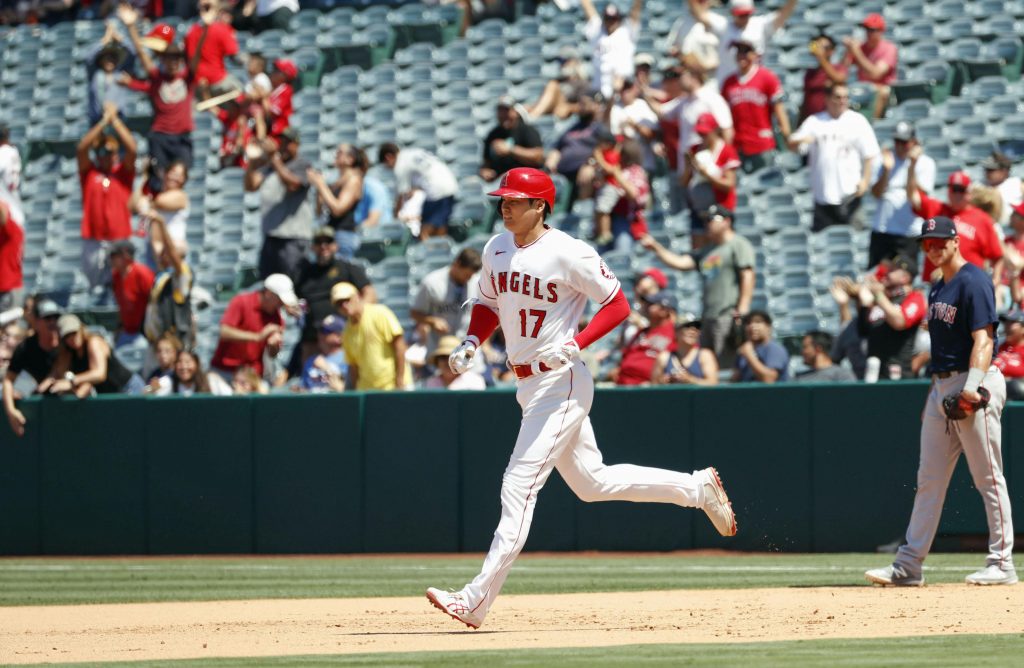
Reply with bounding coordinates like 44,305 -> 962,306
2,586 -> 1023,665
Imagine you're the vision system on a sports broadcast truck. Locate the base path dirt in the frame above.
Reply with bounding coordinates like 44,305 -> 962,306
3,586 -> 1024,665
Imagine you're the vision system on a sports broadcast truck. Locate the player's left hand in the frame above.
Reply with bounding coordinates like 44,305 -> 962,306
537,340 -> 580,368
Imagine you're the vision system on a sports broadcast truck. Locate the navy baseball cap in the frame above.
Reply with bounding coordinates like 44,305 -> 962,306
643,292 -> 677,311
918,216 -> 957,240
320,314 -> 345,334
1000,310 -> 1024,324
700,205 -> 734,222
889,254 -> 917,276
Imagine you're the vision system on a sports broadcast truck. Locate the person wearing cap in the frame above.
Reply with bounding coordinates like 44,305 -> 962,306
109,240 -> 155,348
232,0 -> 298,34
866,214 -> 1015,588
652,315 -> 720,385
800,32 -> 848,122
210,274 -> 297,379
544,95 -> 605,205
640,205 -> 754,367
868,121 -> 936,267
76,100 -> 138,289
3,300 -> 61,437
41,314 -> 146,397
300,314 -> 348,393
332,281 -> 412,391
185,0 -> 241,100
86,21 -> 137,126
245,126 -> 314,281
611,290 -> 678,385
480,95 -> 544,183
682,112 -> 738,248
982,152 -> 1023,226
142,211 -> 196,355
411,248 -> 482,357
689,0 -> 799,85
580,0 -> 643,98
377,143 -> 460,241
792,330 -> 854,382
524,46 -> 591,121
424,335 -> 486,390
721,38 -> 790,173
666,0 -> 719,71
841,13 -> 897,119
788,83 -> 881,232
908,150 -> 1003,284
993,310 -> 1024,399
609,78 -> 660,174
632,53 -> 656,89
857,254 -> 927,380
294,225 -> 373,358
263,59 -> 297,139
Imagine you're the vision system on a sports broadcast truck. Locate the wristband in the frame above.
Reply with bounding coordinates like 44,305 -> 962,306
963,367 -> 986,393
464,335 -> 480,348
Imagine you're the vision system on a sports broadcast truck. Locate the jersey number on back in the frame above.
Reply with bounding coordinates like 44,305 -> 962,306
518,309 -> 546,338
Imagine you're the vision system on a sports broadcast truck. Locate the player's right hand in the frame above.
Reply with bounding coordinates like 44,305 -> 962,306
449,340 -> 477,375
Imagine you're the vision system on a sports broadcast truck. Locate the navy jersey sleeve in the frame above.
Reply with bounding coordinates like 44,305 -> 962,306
965,267 -> 998,333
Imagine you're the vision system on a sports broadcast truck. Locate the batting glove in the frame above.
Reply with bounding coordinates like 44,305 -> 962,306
537,340 -> 580,368
448,338 -> 478,375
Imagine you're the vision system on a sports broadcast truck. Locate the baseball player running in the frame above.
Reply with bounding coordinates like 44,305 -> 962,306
425,168 -> 737,629
866,216 -> 1016,587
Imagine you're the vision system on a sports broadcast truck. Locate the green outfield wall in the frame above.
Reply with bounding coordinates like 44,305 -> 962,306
0,381 -> 1019,555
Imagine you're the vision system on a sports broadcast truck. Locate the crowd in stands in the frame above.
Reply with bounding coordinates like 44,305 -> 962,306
1,0 -> 1024,427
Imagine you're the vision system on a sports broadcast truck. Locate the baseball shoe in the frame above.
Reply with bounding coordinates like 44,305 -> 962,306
425,587 -> 483,629
700,467 -> 737,537
965,564 -> 1018,585
864,564 -> 924,586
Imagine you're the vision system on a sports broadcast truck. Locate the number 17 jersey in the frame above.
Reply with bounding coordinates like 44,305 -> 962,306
476,227 -> 621,366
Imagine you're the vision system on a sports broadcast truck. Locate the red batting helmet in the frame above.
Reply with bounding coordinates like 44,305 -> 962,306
487,168 -> 556,211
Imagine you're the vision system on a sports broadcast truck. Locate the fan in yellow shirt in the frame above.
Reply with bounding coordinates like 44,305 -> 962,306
331,282 -> 412,390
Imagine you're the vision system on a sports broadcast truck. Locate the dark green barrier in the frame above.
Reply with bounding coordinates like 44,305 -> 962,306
0,382 -> 1019,555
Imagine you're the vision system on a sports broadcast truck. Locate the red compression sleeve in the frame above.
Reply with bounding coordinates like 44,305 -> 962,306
574,288 -> 630,350
466,303 -> 500,345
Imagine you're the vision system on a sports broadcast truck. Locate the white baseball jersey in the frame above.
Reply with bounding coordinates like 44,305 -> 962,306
476,228 -> 620,365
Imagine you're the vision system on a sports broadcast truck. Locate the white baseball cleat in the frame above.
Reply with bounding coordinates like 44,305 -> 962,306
864,564 -> 924,586
965,564 -> 1018,585
700,467 -> 737,537
425,587 -> 483,629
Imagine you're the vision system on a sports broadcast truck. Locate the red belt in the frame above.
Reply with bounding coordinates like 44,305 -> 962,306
511,361 -> 553,380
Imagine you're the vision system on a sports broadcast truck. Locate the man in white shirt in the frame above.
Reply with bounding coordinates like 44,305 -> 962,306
982,152 -> 1024,226
379,143 -> 460,240
788,83 -> 880,232
609,78 -> 660,173
666,0 -> 719,72
689,0 -> 799,85
0,125 -> 20,197
869,121 -> 936,267
581,0 -> 643,99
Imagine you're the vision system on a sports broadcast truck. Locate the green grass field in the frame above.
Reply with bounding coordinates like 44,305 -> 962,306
4,553 -> 1021,666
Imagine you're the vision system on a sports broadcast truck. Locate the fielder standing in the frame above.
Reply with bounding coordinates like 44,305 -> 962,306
426,168 -> 737,629
866,216 -> 1016,586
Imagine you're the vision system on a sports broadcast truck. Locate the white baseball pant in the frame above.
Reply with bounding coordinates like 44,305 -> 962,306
460,361 -> 707,622
895,366 -> 1014,575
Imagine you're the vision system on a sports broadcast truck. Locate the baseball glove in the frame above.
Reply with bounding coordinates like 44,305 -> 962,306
942,386 -> 991,420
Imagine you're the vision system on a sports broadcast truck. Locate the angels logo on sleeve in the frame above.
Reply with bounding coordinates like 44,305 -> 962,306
599,259 -> 615,280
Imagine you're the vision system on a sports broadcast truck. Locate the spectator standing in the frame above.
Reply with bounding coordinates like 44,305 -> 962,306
909,160 -> 1003,285
856,255 -> 927,380
378,143 -> 460,241
138,159 -> 191,267
142,212 -> 196,353
652,316 -> 719,385
732,310 -> 789,383
683,113 -> 739,243
210,274 -> 297,380
480,96 -> 544,182
294,226 -> 375,362
720,38 -> 790,173
612,291 -> 677,385
581,0 -> 642,99
357,168 -> 395,231
307,144 -> 365,260
77,102 -> 137,288
800,32 -> 847,121
689,0 -> 799,85
86,22 -> 136,126
233,0 -> 297,33
787,83 -> 880,232
411,248 -> 481,355
332,281 -> 411,391
244,128 -> 314,281
652,64 -> 686,213
794,330 -> 855,382
0,123 -> 20,201
994,310 -> 1024,400
640,206 -> 754,367
666,0 -> 719,69
109,240 -> 155,348
2,299 -> 60,437
42,315 -> 146,396
1005,203 -> 1024,306
153,349 -> 214,396
210,96 -> 251,169
595,139 -> 650,253
119,5 -> 200,185
424,335 -> 486,390
300,314 -> 347,393
869,121 -> 936,267
828,275 -> 868,379
982,152 -> 1023,226
842,13 -> 898,119
544,95 -> 604,204
0,186 -> 24,312
609,78 -> 660,174
185,0 -> 241,99
264,59 -> 296,139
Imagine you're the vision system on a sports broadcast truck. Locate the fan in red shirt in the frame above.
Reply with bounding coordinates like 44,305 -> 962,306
77,101 -> 138,289
0,196 -> 23,308
264,59 -> 297,139
1004,202 -> 1024,306
908,160 -> 1003,284
210,274 -> 297,378
995,311 -> 1024,402
210,96 -> 253,168
184,1 -> 240,98
109,240 -> 155,346
720,39 -> 790,173
801,32 -> 848,121
842,13 -> 898,119
613,291 -> 677,385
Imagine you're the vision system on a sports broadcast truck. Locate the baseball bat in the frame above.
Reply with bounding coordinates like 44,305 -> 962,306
196,89 -> 243,112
